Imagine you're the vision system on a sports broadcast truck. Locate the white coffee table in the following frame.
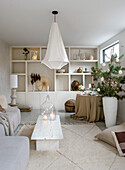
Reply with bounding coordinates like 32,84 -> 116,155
31,115 -> 63,151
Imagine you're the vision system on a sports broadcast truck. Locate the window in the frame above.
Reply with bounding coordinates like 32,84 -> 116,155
102,41 -> 119,63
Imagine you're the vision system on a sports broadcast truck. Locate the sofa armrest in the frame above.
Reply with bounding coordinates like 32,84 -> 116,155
0,124 -> 5,136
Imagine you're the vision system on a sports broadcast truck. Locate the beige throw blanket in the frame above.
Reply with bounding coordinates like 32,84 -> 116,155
0,112 -> 14,136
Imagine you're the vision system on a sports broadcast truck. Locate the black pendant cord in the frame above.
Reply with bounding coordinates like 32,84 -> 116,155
52,11 -> 58,22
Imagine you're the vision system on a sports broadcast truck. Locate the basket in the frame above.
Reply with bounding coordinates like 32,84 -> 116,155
65,99 -> 75,112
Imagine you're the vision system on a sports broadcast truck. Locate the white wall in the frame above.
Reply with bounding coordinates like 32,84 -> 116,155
0,40 -> 10,102
99,30 -> 125,122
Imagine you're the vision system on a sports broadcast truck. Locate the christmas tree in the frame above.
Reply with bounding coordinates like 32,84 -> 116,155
91,54 -> 125,99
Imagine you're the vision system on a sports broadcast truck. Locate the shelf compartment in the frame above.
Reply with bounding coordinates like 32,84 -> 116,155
12,48 -> 40,60
70,62 -> 96,74
12,62 -> 25,74
27,63 -> 54,92
56,63 -> 69,73
56,75 -> 69,91
17,75 -> 26,92
70,75 -> 83,91
85,75 -> 92,89
70,48 -> 97,60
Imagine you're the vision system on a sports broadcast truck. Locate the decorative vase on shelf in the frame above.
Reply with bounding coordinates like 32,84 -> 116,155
89,55 -> 94,60
103,97 -> 118,127
77,67 -> 82,73
71,80 -> 79,91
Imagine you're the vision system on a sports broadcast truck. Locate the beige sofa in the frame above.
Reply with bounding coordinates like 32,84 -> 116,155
0,95 -> 29,170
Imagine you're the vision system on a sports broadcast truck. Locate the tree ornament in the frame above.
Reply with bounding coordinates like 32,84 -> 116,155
97,88 -> 100,92
116,58 -> 119,62
102,63 -> 106,67
119,70 -> 122,74
101,77 -> 104,81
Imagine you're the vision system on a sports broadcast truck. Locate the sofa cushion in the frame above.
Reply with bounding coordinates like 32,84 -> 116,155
95,123 -> 125,148
6,107 -> 21,130
0,136 -> 29,170
112,131 -> 125,156
0,95 -> 7,109
0,105 -> 6,113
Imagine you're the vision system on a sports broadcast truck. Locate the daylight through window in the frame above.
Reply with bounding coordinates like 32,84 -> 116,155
102,41 -> 119,62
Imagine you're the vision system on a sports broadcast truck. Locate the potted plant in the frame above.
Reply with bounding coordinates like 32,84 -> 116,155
91,54 -> 125,127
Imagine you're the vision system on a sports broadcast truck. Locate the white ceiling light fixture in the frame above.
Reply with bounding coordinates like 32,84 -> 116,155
42,11 -> 69,69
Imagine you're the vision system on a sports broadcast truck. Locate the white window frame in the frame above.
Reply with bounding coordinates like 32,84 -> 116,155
100,40 -> 119,64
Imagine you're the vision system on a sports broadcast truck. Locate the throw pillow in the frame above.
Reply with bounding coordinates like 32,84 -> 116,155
112,131 -> 125,156
0,105 -> 6,113
95,123 -> 125,148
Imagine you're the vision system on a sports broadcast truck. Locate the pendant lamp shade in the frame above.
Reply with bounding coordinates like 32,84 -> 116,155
42,12 -> 69,69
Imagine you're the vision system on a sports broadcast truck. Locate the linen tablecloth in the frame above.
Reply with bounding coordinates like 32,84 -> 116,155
70,94 -> 104,122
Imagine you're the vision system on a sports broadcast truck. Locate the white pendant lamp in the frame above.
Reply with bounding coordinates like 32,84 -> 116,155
42,11 -> 69,69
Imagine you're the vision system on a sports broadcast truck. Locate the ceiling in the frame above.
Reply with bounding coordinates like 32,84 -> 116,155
0,0 -> 125,46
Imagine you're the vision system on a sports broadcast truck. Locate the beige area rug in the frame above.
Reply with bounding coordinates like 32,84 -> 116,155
17,124 -> 125,170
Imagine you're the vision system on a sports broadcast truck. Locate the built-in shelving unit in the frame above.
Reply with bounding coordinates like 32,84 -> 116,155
10,46 -> 98,93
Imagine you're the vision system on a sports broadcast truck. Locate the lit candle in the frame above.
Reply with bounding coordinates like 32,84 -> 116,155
50,112 -> 55,120
43,115 -> 47,120
92,76 -> 94,84
89,84 -> 91,88
47,85 -> 49,92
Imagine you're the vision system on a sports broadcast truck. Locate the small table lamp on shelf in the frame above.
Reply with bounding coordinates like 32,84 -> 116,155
10,75 -> 18,106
